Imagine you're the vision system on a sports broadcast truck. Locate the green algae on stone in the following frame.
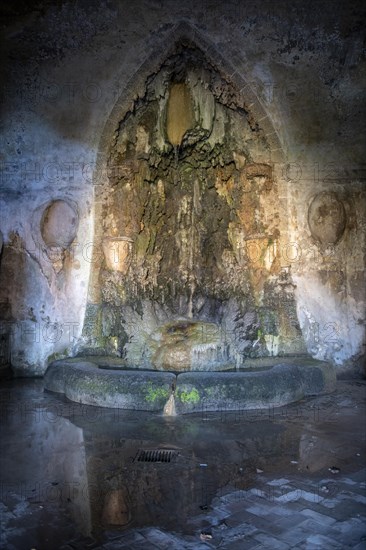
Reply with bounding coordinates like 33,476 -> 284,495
145,382 -> 170,403
177,387 -> 200,404
46,348 -> 69,364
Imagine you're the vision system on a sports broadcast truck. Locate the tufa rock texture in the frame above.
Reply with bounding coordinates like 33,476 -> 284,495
0,1 -> 364,376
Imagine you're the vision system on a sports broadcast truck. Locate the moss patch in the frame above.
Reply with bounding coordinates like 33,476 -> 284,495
178,387 -> 200,404
145,383 -> 169,403
47,349 -> 69,364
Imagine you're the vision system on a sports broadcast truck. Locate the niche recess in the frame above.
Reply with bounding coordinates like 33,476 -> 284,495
81,38 -> 307,370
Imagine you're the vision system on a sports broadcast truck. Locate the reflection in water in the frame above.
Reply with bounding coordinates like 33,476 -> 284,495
64,407 -> 292,535
1,382 -> 354,542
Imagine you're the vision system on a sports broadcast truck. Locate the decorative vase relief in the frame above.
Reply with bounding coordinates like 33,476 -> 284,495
83,41 -> 307,366
308,192 -> 346,247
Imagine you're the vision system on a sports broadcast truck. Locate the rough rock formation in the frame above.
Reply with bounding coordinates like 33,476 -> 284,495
79,42 -> 309,370
0,0 -> 364,375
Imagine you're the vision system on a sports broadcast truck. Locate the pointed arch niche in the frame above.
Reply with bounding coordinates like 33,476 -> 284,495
81,24 -> 305,369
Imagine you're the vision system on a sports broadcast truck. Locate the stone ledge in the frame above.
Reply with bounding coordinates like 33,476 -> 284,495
44,358 -> 336,414
44,360 -> 176,411
174,361 -> 336,414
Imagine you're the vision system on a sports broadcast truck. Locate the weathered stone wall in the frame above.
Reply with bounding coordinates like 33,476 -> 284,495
0,0 -> 364,375
84,41 -> 307,369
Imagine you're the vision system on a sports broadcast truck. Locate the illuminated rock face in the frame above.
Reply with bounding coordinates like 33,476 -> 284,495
166,83 -> 195,146
149,320 -> 231,372
82,44 -> 307,370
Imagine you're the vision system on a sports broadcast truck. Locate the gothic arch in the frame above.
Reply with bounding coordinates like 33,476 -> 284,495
81,22 -> 301,367
96,22 -> 284,165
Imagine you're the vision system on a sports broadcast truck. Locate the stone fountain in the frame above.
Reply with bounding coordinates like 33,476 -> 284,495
44,40 -> 336,412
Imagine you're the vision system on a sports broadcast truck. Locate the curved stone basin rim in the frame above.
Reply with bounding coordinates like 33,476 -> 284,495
43,359 -> 336,415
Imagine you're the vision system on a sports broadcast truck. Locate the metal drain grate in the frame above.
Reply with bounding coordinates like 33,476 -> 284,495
134,449 -> 179,463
